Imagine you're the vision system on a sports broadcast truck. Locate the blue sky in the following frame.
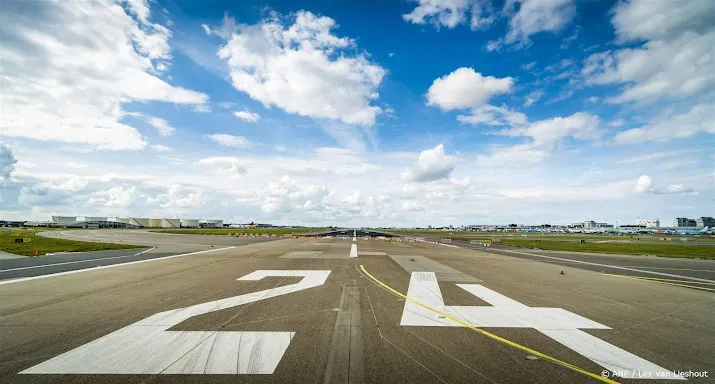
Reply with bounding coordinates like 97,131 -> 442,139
0,0 -> 713,226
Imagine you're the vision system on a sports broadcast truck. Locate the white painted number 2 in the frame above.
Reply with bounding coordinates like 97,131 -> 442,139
22,270 -> 331,375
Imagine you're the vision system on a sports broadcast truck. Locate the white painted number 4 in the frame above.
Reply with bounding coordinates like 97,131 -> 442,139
21,270 -> 331,375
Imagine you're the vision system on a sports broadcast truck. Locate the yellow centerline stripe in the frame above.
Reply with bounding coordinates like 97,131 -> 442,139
359,265 -> 620,384
603,274 -> 715,292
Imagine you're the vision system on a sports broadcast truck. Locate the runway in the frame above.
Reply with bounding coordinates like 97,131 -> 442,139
0,232 -> 713,383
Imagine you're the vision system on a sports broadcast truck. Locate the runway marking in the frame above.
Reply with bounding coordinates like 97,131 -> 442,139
0,248 -> 155,273
350,243 -> 358,258
619,266 -> 715,273
21,270 -> 331,375
0,247 -> 234,286
604,274 -> 715,293
323,283 -> 364,384
360,265 -> 686,383
492,248 -> 715,284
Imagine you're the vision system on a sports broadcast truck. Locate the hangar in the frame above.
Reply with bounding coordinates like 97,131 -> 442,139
50,216 -> 223,229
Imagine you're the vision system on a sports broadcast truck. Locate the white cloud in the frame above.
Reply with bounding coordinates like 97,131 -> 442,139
217,11 -> 385,126
147,117 -> 176,136
0,142 -> 18,185
521,61 -> 537,71
150,144 -> 172,152
426,68 -> 514,110
634,175 -> 697,195
402,144 -> 456,182
587,96 -> 600,103
233,111 -> 261,122
614,104 -> 715,144
616,149 -> 694,165
457,104 -> 527,126
504,0 -> 575,44
485,39 -> 503,52
204,134 -> 251,148
402,201 -> 425,211
524,90 -> 544,107
500,112 -> 602,145
403,0 -> 494,30
611,0 -> 715,43
476,112 -> 602,165
0,0 -> 208,150
608,118 -> 625,127
88,186 -> 139,207
633,175 -> 651,193
146,185 -> 208,211
583,1 -> 715,104
201,23 -> 211,35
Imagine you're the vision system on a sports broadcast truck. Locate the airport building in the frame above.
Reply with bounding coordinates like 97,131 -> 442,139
674,217 -> 698,228
696,217 -> 714,228
50,216 -> 223,229
635,219 -> 660,228
572,221 -> 613,229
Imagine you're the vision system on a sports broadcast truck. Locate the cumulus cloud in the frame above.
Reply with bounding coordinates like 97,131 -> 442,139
88,186 -> 140,207
0,142 -> 18,186
216,11 -> 385,125
403,144 -> 457,182
233,111 -> 261,122
426,68 -> 514,110
204,134 -> 251,148
614,104 -> 715,144
583,0 -> 715,104
503,0 -> 575,44
0,0 -> 208,150
150,144 -> 172,152
634,175 -> 697,195
403,0 -> 494,30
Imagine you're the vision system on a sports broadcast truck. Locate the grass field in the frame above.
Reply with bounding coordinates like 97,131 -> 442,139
149,227 -> 329,235
383,229 -> 715,242
498,239 -> 715,259
0,228 -> 140,256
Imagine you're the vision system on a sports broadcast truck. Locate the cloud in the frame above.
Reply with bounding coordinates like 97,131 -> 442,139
402,201 -> 425,211
583,1 -> 715,104
0,142 -> 18,185
216,11 -> 385,126
403,144 -> 456,182
616,149 -> 693,165
634,175 -> 697,195
0,0 -> 208,150
147,117 -> 176,136
233,111 -> 261,122
608,118 -> 625,127
504,0 -> 575,44
611,0 -> 715,43
524,90 -> 544,107
633,175 -> 652,193
457,104 -> 527,126
614,104 -> 715,144
150,144 -> 172,152
201,23 -> 211,35
520,61 -> 537,71
204,134 -> 251,148
403,0 -> 494,30
426,68 -> 514,110
476,112 -> 602,165
88,186 -> 140,207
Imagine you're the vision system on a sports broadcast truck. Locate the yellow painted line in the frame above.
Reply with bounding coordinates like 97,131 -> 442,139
603,274 -> 715,292
359,265 -> 620,384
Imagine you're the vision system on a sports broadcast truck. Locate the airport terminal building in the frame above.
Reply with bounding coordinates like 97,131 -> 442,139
50,216 -> 223,229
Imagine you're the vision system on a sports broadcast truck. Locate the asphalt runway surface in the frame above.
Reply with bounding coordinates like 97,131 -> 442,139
1,232 -> 713,383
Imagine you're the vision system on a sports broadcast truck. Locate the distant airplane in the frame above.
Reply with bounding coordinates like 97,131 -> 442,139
675,226 -> 709,235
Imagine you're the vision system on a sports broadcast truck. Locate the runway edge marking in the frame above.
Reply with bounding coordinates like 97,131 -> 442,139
359,264 -> 623,384
488,248 -> 715,284
0,247 -> 235,286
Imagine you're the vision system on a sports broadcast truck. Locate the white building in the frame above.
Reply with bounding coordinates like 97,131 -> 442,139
635,219 -> 660,228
